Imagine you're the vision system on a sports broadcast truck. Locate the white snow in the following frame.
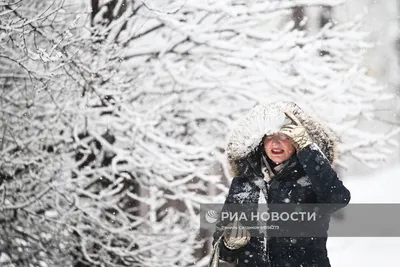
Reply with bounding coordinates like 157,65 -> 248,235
328,165 -> 400,266
296,175 -> 312,187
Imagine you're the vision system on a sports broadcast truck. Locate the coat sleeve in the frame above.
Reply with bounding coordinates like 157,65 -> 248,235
211,176 -> 243,264
297,143 -> 351,209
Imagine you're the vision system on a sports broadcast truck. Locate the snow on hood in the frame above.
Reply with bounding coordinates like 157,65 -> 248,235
226,101 -> 338,177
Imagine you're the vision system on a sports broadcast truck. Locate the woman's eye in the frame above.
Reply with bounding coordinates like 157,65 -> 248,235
278,135 -> 288,140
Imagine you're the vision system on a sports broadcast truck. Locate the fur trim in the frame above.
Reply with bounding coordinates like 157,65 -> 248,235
226,101 -> 338,177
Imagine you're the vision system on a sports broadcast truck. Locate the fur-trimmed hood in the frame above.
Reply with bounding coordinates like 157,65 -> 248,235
226,101 -> 338,177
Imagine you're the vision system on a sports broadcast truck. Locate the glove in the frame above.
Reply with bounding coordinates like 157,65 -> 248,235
279,111 -> 312,151
223,220 -> 251,250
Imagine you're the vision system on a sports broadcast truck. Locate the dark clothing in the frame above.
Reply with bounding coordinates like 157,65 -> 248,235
212,143 -> 350,267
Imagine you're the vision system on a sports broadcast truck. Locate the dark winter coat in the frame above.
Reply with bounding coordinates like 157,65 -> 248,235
212,102 -> 351,267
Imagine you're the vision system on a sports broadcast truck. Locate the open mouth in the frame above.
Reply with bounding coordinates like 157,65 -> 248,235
271,149 -> 284,155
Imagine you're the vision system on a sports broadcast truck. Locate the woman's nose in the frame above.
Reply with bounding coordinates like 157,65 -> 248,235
271,138 -> 280,145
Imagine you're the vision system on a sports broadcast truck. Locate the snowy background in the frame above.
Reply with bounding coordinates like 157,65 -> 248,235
328,166 -> 400,266
1,0 -> 400,266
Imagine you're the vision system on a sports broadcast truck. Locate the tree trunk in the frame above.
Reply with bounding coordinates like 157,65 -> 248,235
319,6 -> 333,57
91,0 -> 129,42
292,6 -> 306,31
319,6 -> 332,29
91,0 -> 128,26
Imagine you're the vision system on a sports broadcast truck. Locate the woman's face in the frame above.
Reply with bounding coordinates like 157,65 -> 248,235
264,133 -> 296,163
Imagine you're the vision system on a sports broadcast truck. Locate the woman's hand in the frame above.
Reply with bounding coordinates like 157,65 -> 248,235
223,220 -> 251,250
279,111 -> 312,151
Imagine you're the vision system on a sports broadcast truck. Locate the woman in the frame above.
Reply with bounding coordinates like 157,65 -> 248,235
212,101 -> 350,267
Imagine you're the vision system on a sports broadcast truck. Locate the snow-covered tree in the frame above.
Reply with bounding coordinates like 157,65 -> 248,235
0,0 -> 398,266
